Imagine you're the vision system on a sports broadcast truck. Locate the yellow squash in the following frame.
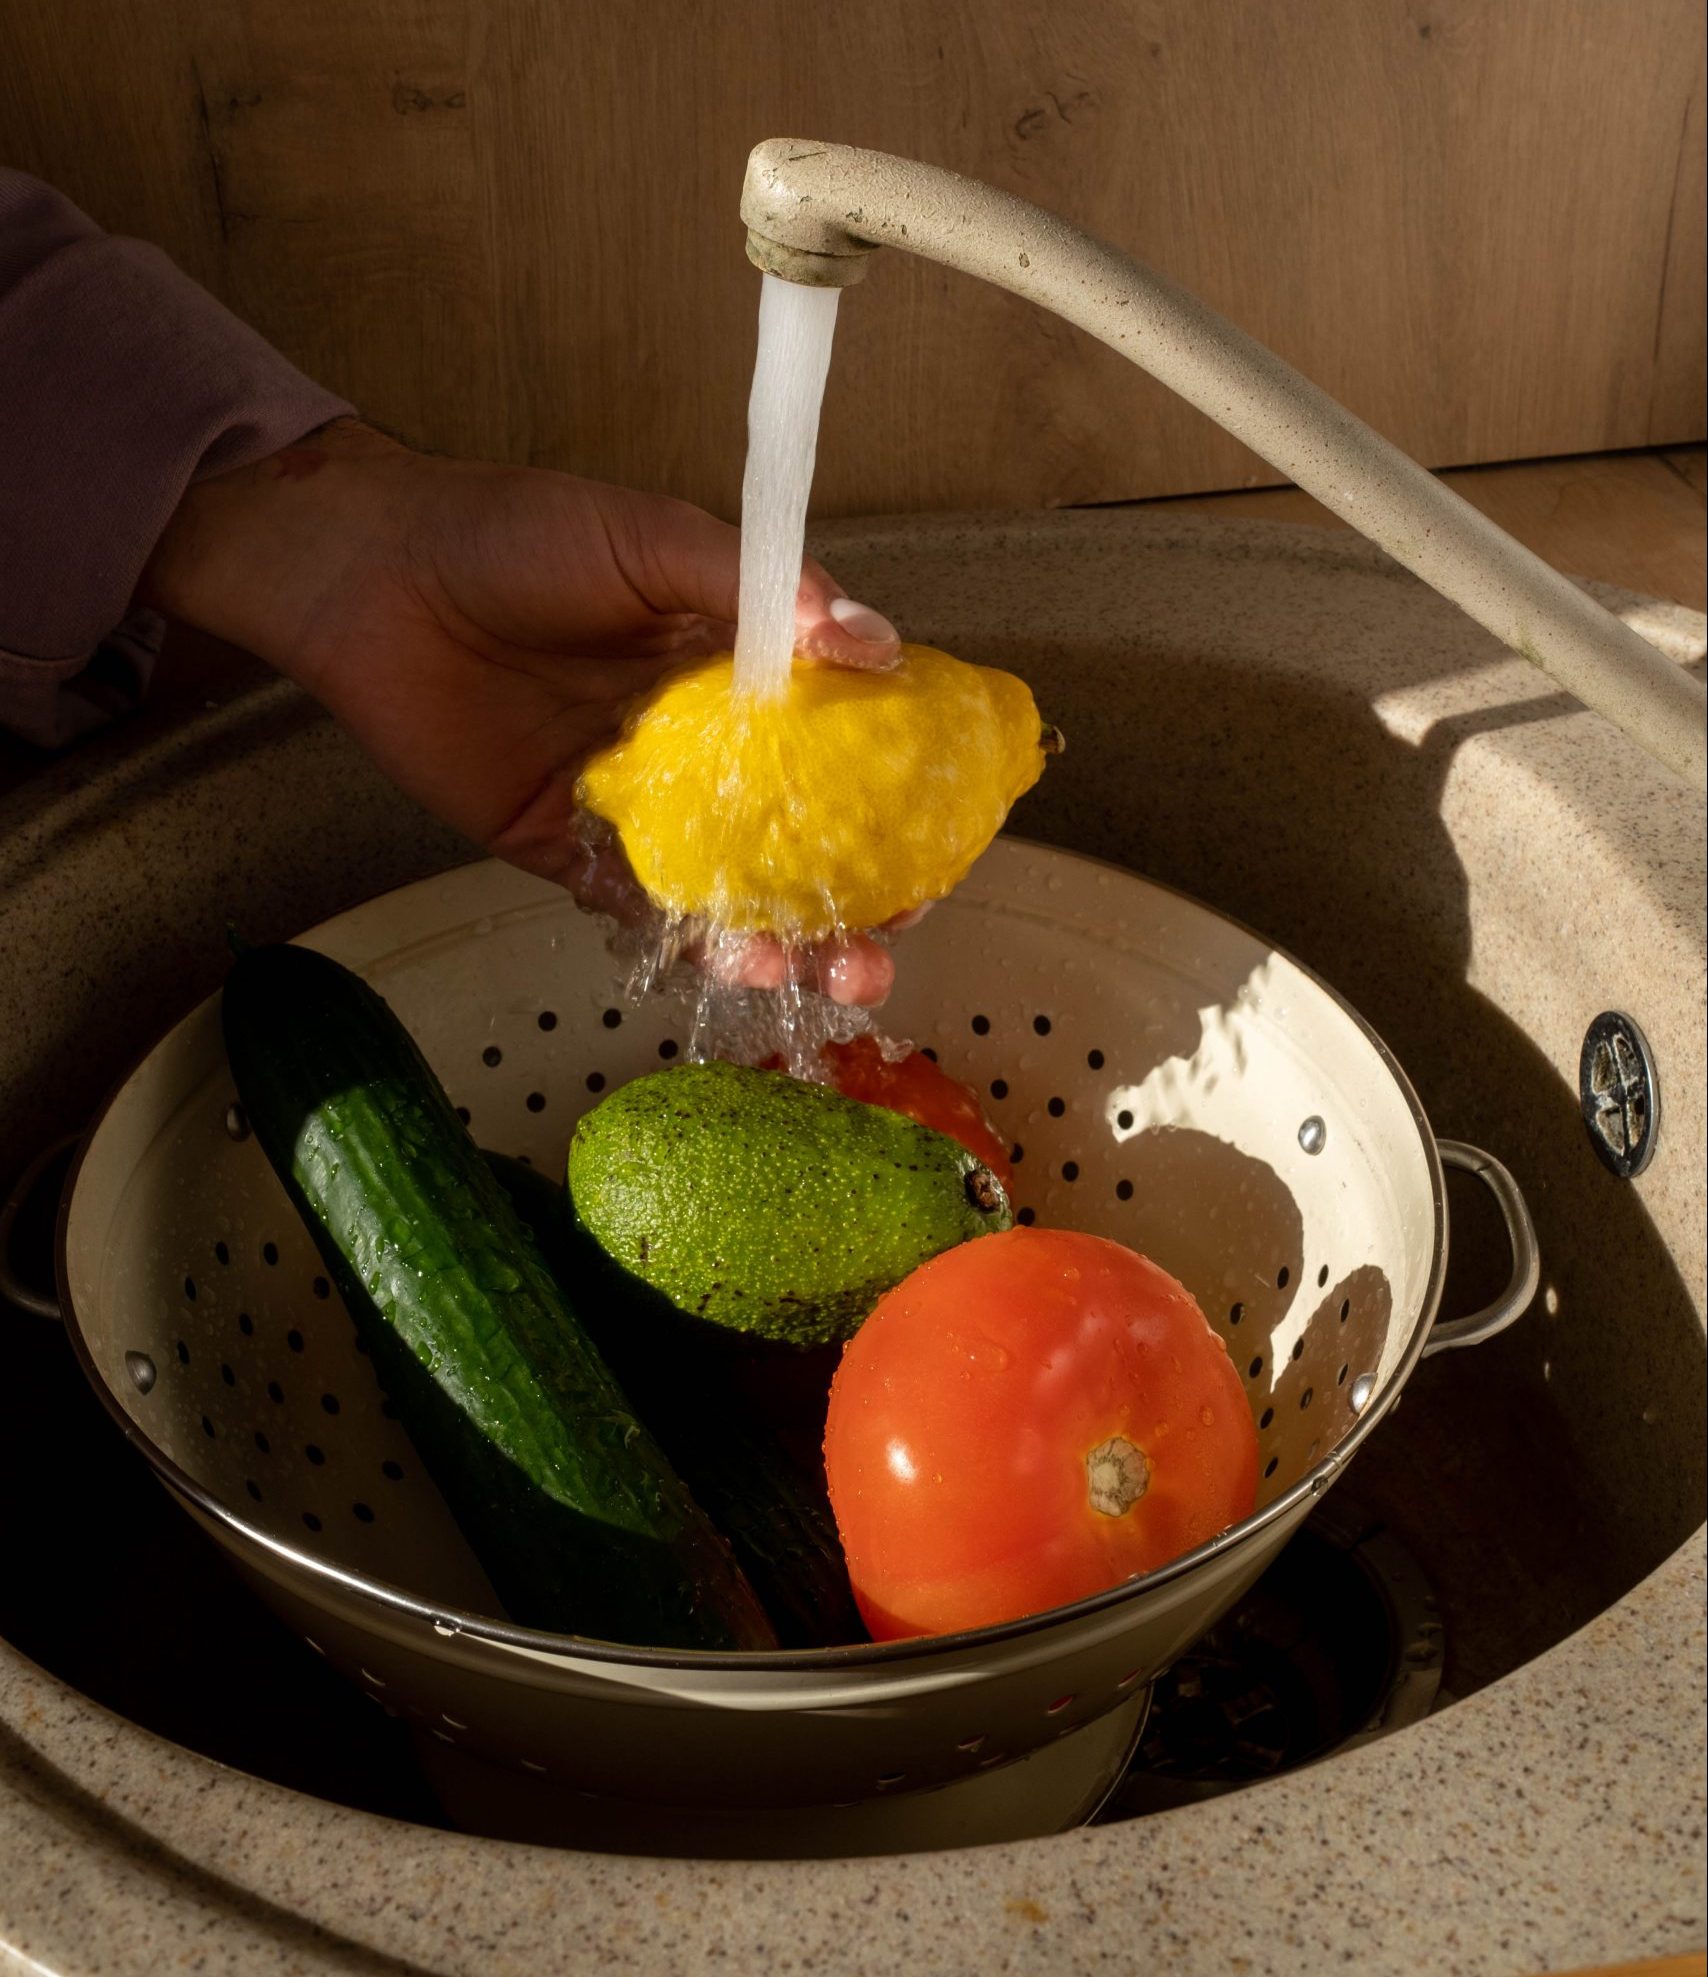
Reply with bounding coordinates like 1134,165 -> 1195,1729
577,644 -> 1049,939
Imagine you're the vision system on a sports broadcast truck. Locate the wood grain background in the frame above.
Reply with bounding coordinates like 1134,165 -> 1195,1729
2,0 -> 1703,517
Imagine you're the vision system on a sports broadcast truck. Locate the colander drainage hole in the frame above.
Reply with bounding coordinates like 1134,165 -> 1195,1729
254,1431 -> 270,1453
1340,1298 -> 1351,1323
921,1046 -> 938,1062
1248,1356 -> 1263,1379
381,1459 -> 405,1481
287,1330 -> 305,1353
585,1072 -> 606,1094
1033,1015 -> 1052,1036
525,1092 -> 546,1113
303,1512 -> 323,1532
1017,1207 -> 1036,1226
1299,1387 -> 1314,1411
200,1415 -> 215,1438
184,1276 -> 196,1301
262,1242 -> 279,1267
303,1444 -> 327,1468
246,1480 -> 262,1502
482,1046 -> 503,1068
990,1078 -> 1008,1099
175,1340 -> 190,1365
1317,1264 -> 1330,1288
353,1501 -> 375,1523
1259,1407 -> 1274,1430
658,1038 -> 679,1060
455,1106 -> 471,1125
875,1772 -> 906,1789
1277,1265 -> 1290,1289
1115,1179 -> 1133,1202
1087,1049 -> 1105,1070
1263,1457 -> 1279,1479
1116,1110 -> 1134,1131
1061,1161 -> 1079,1182
267,1381 -> 284,1404
956,1735 -> 986,1753
1045,1694 -> 1075,1715
537,1010 -> 558,1031
1337,1364 -> 1349,1386
321,1393 -> 341,1415
971,1014 -> 990,1035
1229,1302 -> 1245,1326
214,1241 -> 230,1266
238,1313 -> 253,1336
1047,1096 -> 1066,1117
313,1276 -> 331,1300
220,1363 -> 236,1387
602,1008 -> 622,1030
1116,1669 -> 1140,1687
225,1103 -> 250,1141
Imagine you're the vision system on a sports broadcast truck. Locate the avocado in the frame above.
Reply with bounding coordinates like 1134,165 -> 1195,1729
567,1060 -> 1011,1346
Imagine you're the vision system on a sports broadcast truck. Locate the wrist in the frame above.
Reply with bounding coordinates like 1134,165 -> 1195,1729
138,418 -> 414,680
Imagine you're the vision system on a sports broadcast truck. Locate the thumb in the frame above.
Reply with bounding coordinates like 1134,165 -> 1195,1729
794,556 -> 902,670
607,485 -> 901,669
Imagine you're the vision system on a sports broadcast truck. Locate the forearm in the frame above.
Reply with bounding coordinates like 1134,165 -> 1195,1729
136,416 -> 413,684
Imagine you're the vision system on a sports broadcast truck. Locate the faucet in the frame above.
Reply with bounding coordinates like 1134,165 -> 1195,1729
742,139 -> 1706,794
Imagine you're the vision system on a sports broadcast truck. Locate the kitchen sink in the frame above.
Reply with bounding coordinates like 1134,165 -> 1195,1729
1,511 -> 1701,1970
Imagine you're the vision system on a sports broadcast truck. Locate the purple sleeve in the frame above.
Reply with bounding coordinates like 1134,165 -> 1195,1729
0,170 -> 354,747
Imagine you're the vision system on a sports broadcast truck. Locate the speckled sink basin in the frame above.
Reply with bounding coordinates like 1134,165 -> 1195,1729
1,512 -> 1702,1974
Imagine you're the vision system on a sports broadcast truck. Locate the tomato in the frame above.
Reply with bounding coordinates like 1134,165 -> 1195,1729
823,1227 -> 1258,1641
814,1036 -> 1014,1190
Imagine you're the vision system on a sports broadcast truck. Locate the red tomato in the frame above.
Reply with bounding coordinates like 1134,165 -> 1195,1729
823,1227 -> 1258,1641
815,1036 -> 1014,1191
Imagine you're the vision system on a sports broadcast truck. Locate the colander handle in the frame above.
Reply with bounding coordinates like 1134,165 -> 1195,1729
0,1131 -> 79,1322
1423,1140 -> 1541,1357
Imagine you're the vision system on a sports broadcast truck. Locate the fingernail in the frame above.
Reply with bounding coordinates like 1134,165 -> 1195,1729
829,597 -> 899,644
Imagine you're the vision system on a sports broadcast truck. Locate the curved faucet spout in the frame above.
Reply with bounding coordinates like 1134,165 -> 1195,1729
742,138 -> 1705,792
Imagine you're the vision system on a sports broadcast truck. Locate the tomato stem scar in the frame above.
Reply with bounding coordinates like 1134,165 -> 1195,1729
1086,1435 -> 1149,1516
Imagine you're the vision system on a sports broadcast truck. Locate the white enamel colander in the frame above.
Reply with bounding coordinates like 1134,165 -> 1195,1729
38,838 -> 1536,1857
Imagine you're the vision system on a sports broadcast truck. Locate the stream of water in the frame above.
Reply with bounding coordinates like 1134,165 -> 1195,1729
601,272 -> 856,1072
732,274 -> 842,700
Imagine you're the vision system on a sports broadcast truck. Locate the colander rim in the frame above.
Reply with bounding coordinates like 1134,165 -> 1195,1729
55,838 -> 1448,1675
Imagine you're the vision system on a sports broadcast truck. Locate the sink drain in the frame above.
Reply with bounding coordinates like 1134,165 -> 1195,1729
1094,1493 -> 1442,1820
1579,1011 -> 1661,1179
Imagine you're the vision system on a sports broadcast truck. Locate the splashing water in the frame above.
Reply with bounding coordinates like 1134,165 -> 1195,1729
732,274 -> 841,701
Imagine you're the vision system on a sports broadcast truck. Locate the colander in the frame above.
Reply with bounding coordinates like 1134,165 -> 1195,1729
31,838 -> 1537,1857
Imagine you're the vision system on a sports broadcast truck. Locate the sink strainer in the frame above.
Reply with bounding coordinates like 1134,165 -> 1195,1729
42,839 -> 1537,1854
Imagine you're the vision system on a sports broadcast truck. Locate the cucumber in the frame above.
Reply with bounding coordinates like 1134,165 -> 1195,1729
222,942 -> 776,1651
486,1152 -> 862,1650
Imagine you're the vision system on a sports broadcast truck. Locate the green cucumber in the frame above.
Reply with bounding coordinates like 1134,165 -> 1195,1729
485,1152 -> 861,1650
222,942 -> 776,1651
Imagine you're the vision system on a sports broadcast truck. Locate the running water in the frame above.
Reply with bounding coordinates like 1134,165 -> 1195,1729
589,272 -> 862,1074
732,274 -> 841,700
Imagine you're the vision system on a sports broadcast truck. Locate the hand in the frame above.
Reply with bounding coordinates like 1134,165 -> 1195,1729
140,419 -> 904,1003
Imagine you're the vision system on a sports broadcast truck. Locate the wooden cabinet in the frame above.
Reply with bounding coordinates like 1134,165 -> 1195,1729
3,1 -> 1702,514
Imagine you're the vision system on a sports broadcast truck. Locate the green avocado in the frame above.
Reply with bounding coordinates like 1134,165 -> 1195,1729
567,1060 -> 1012,1346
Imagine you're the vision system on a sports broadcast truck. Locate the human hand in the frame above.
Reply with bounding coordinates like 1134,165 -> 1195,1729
140,419 -> 904,1003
